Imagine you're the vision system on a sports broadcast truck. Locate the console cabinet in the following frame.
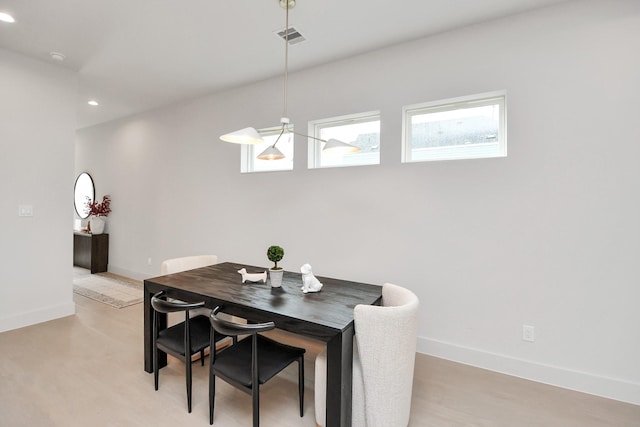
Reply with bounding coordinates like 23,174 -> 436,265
73,232 -> 109,273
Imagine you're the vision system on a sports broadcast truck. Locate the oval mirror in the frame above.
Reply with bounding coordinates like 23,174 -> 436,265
74,172 -> 95,219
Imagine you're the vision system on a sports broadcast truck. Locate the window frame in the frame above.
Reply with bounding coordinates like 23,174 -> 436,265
402,91 -> 507,163
307,111 -> 381,169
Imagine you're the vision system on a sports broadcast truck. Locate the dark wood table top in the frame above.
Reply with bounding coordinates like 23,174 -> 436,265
144,261 -> 382,341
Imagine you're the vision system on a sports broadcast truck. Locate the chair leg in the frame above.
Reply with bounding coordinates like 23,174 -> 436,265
298,356 -> 305,417
186,355 -> 193,413
209,371 -> 215,424
153,345 -> 159,391
201,349 -> 205,366
252,384 -> 260,427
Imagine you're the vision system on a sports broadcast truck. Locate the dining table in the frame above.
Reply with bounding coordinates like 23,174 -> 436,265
143,261 -> 382,427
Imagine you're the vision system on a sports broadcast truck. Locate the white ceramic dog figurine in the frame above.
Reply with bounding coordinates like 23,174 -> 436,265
238,268 -> 267,283
300,263 -> 323,293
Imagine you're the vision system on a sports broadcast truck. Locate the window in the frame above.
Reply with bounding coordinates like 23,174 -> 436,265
308,112 -> 380,169
402,92 -> 506,163
241,126 -> 294,173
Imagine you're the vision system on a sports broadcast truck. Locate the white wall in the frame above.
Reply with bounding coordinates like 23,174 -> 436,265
75,0 -> 640,404
0,49 -> 77,332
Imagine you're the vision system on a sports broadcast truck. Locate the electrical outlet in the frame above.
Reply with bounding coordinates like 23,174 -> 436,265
18,205 -> 34,217
522,324 -> 535,342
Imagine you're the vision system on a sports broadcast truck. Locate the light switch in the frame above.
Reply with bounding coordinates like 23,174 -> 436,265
18,205 -> 34,217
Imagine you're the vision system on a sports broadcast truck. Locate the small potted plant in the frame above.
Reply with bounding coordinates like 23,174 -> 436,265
267,245 -> 284,287
85,195 -> 111,234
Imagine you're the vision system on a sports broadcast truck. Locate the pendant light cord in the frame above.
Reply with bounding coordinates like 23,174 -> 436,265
283,1 -> 289,122
272,1 -> 290,149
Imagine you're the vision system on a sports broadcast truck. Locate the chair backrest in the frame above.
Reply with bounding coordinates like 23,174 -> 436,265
151,291 -> 207,355
354,283 -> 419,427
151,291 -> 206,314
208,307 -> 274,337
160,255 -> 218,275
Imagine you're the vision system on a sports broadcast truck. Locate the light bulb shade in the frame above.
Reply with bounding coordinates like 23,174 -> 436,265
0,12 -> 15,23
257,146 -> 285,160
220,127 -> 264,144
323,138 -> 361,154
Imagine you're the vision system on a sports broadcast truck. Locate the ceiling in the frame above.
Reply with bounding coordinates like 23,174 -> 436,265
0,0 -> 569,129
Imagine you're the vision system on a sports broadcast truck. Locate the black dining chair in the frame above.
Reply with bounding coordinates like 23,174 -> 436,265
208,307 -> 306,427
151,291 -> 226,413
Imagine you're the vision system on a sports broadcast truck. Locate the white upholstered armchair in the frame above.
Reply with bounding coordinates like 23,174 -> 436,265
161,255 -> 243,341
160,255 -> 218,276
161,255 -> 218,319
315,282 -> 419,427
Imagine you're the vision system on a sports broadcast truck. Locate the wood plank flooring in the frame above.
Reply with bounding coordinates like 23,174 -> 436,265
1,273 -> 638,426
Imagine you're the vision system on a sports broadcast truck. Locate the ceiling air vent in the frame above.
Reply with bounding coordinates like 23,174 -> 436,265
275,27 -> 306,45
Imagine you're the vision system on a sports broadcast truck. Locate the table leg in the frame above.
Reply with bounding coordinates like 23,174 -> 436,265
143,283 -> 166,373
325,324 -> 354,427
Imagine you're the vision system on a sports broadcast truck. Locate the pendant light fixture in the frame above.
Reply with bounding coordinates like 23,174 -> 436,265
219,0 -> 360,160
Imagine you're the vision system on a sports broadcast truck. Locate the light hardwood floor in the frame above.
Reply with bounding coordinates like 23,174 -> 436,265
1,274 -> 638,427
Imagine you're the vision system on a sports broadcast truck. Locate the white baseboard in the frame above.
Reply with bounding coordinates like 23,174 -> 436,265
108,265 -> 150,281
417,336 -> 640,406
0,302 -> 76,333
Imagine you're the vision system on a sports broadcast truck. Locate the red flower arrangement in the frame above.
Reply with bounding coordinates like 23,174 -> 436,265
85,195 -> 112,217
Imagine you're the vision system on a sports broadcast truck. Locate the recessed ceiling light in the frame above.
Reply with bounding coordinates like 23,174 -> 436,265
0,12 -> 15,23
88,100 -> 99,106
50,52 -> 66,62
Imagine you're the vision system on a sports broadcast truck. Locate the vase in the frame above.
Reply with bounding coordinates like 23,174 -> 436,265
90,217 -> 106,234
269,269 -> 283,288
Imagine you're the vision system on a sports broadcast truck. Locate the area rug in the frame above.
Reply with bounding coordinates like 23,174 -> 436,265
73,274 -> 143,308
